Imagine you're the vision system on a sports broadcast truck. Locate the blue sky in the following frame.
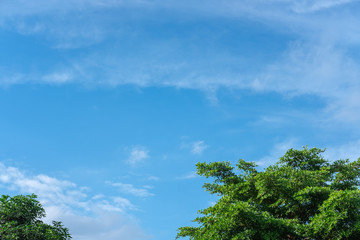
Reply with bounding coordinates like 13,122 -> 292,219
1,0 -> 360,239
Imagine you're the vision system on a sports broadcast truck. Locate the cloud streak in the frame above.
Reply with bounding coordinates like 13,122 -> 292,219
1,0 -> 360,122
176,171 -> 198,180
109,182 -> 154,197
191,141 -> 208,155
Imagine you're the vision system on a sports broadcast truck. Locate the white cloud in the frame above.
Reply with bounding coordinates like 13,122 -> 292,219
0,163 -> 149,240
1,0 -> 360,123
253,41 -> 360,122
0,0 -> 148,17
146,176 -> 160,181
323,139 -> 360,162
177,171 -> 198,180
0,0 -> 152,48
191,141 -> 208,155
127,146 -> 149,166
46,208 -> 149,240
109,182 -> 154,197
256,140 -> 360,168
92,194 -> 104,200
42,72 -> 74,84
256,139 -> 299,167
290,0 -> 356,13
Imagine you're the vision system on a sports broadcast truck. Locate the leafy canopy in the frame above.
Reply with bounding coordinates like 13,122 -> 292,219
0,194 -> 71,240
177,147 -> 360,240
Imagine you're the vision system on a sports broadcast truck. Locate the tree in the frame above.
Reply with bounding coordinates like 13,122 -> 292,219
0,194 -> 71,240
177,147 -> 360,240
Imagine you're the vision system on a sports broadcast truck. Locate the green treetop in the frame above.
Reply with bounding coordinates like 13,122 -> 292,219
177,147 -> 360,240
0,194 -> 71,240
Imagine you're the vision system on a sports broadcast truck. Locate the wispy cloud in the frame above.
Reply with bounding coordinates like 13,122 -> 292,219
323,139 -> 360,162
290,0 -> 356,13
45,208 -> 149,240
146,176 -> 160,181
1,0 -> 360,123
256,139 -> 360,167
127,146 -> 149,166
42,72 -> 74,84
176,171 -> 198,180
0,164 -> 81,207
0,163 -> 148,240
108,182 -> 154,197
191,141 -> 208,155
256,139 -> 299,167
0,0 -> 153,48
0,0 -> 148,17
255,42 -> 360,122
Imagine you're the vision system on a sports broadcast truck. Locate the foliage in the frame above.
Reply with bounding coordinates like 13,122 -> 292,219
0,194 -> 71,240
177,147 -> 360,240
